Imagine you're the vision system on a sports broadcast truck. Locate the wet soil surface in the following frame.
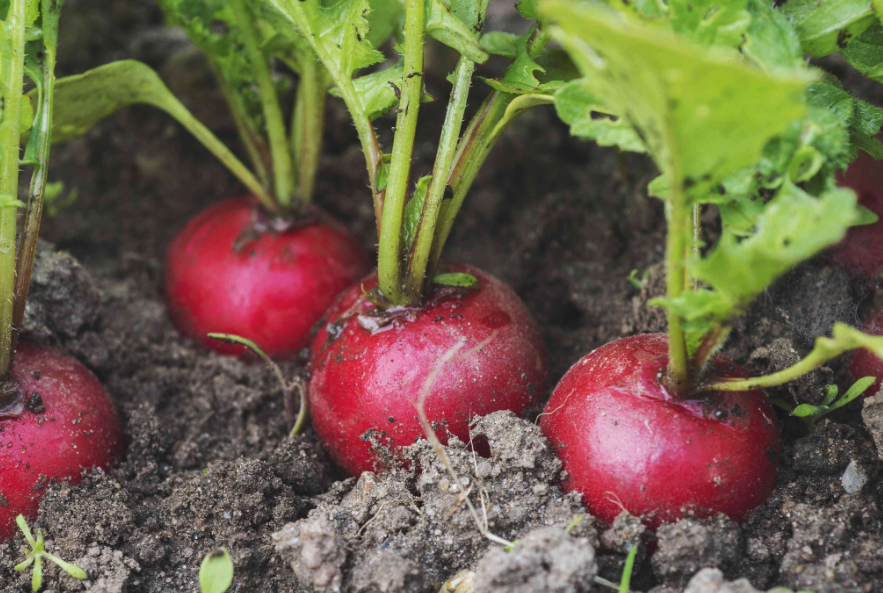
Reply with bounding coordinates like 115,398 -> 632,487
2,1 -> 883,591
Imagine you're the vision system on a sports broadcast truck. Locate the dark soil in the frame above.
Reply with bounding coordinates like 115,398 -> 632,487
2,1 -> 883,592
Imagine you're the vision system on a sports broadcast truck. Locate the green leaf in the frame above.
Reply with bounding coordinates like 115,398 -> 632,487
806,80 -> 883,161
425,0 -> 488,63
263,0 -> 385,80
554,80 -> 646,153
480,31 -> 520,58
792,403 -> 820,417
784,0 -> 877,57
332,66 -> 408,121
855,204 -> 880,225
619,545 -> 639,593
743,0 -> 805,71
481,40 -> 576,95
433,272 -> 478,288
693,185 -> 859,308
668,0 -> 751,50
199,548 -> 234,593
516,0 -> 539,20
32,555 -> 41,592
544,1 -> 814,205
403,175 -> 431,249
841,21 -> 883,80
821,384 -> 839,406
43,552 -> 87,580
650,289 -> 734,355
829,375 -> 877,410
366,0 -> 405,48
158,0 -> 265,133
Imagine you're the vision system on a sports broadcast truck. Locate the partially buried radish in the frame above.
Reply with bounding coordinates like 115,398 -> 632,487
0,343 -> 123,539
540,334 -> 780,529
538,3 -> 883,531
832,147 -> 883,276
165,197 -> 369,358
310,265 -> 548,476
294,0 -> 562,475
0,0 -> 122,541
850,309 -> 883,397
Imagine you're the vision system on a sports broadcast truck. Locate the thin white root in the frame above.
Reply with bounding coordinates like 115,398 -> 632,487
413,331 -> 513,548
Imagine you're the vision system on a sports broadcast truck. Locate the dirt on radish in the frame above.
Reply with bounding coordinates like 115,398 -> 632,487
1,2 -> 883,592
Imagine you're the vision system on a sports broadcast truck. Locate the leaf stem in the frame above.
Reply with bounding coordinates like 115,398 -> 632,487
0,0 -> 28,376
13,0 -> 59,351
702,323 -> 883,392
404,56 -> 475,302
428,25 -> 552,273
377,0 -> 426,304
665,177 -> 690,392
230,0 -> 294,209
292,59 -> 327,207
267,0 -> 386,233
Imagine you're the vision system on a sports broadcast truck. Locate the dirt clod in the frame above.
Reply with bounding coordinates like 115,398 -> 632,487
472,526 -> 597,593
652,514 -> 742,588
681,568 -> 762,593
862,393 -> 883,460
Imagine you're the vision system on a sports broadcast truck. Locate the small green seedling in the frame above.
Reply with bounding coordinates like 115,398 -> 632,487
592,544 -> 639,592
779,376 -> 876,427
13,515 -> 87,592
207,333 -> 307,435
618,546 -> 638,593
199,548 -> 234,593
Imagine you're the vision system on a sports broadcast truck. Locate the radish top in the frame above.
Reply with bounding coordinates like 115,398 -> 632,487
0,0 -> 63,377
544,0 -> 883,395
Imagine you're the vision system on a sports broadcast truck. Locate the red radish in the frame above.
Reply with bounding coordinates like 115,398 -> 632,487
850,309 -> 883,397
309,264 -> 549,476
0,342 -> 123,540
165,196 -> 371,358
540,334 -> 780,530
832,148 -> 883,276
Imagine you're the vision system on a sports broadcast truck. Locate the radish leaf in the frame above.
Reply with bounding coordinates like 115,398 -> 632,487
545,1 -> 813,203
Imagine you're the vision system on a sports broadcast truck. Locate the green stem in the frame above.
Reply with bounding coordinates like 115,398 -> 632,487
665,178 -> 690,392
265,0 -> 386,232
13,0 -> 58,350
158,94 -> 282,215
292,59 -> 327,207
404,56 -> 475,302
377,0 -> 426,304
428,26 -> 552,273
231,0 -> 294,209
702,323 -> 883,392
0,0 -> 27,375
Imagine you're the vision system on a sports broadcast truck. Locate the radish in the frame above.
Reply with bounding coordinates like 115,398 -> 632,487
309,265 -> 548,476
253,0 -> 567,473
539,334 -> 780,529
165,196 -> 368,357
0,0 -> 122,539
0,343 -> 123,540
539,1 -> 883,529
832,148 -> 883,276
153,0 -> 387,356
850,310 -> 883,397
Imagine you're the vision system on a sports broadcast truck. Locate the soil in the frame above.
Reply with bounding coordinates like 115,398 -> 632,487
2,1 -> 883,591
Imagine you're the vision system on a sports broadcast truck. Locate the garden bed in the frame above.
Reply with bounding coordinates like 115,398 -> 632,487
0,1 -> 882,591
